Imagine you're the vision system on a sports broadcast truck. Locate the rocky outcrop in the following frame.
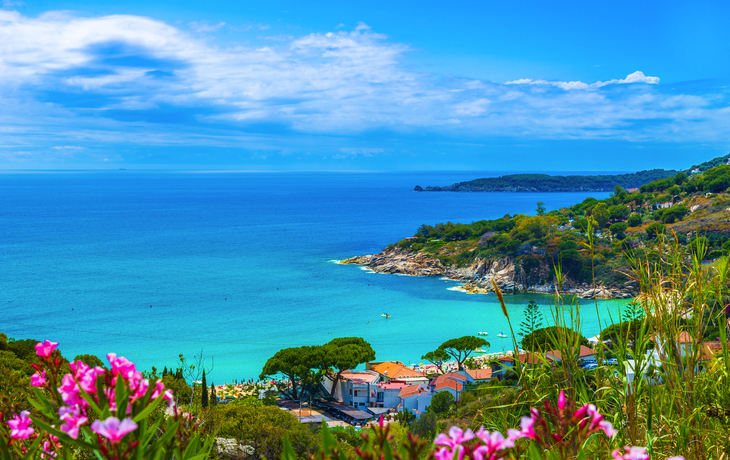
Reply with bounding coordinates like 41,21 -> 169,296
340,248 -> 637,299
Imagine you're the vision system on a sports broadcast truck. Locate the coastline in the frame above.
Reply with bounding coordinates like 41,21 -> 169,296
338,247 -> 637,300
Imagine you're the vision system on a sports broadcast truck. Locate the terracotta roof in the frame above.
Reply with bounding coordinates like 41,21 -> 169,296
430,372 -> 468,388
548,346 -> 595,361
398,384 -> 427,398
497,356 -> 514,362
434,379 -> 463,392
466,368 -> 492,380
370,362 -> 426,379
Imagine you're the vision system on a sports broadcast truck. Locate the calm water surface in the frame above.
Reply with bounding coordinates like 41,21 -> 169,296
0,171 -> 625,382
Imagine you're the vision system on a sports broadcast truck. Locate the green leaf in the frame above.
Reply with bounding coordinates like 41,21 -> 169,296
282,438 -> 297,460
32,418 -> 98,450
20,434 -> 44,460
132,393 -> 164,423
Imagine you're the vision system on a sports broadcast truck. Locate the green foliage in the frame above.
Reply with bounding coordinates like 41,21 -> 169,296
591,203 -> 609,228
421,349 -> 450,374
259,345 -> 326,400
201,369 -> 208,408
518,300 -> 544,348
645,222 -> 666,240
410,412 -> 437,438
609,222 -> 628,239
520,326 -> 589,352
627,214 -> 643,227
208,404 -> 320,459
536,201 -> 546,215
73,354 -> 105,368
322,337 -> 376,395
437,336 -> 489,371
428,391 -> 455,414
702,165 -> 730,192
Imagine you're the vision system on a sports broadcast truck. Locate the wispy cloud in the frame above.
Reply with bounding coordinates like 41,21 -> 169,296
0,10 -> 727,165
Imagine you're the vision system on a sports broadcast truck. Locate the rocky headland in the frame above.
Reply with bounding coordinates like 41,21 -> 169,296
340,247 -> 637,299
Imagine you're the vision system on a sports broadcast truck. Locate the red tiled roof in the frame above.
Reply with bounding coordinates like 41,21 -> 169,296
465,369 -> 492,380
370,362 -> 426,379
398,384 -> 426,398
341,371 -> 379,385
434,379 -> 463,392
548,346 -> 595,361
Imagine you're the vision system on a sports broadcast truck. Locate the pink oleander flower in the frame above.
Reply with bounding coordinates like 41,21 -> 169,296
475,426 -> 514,453
31,370 -> 47,387
8,411 -> 34,440
518,414 -> 539,441
107,354 -> 138,381
59,407 -> 88,440
435,446 -> 464,460
35,340 -> 58,358
586,404 -> 616,437
435,426 -> 475,449
612,446 -> 650,460
57,374 -> 86,408
90,417 -> 137,443
557,390 -> 567,411
69,360 -> 104,394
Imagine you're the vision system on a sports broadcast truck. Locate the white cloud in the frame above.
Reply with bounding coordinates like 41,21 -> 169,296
506,71 -> 659,90
0,10 -> 726,163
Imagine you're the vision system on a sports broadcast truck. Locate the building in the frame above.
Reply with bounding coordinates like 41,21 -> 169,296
398,383 -> 432,415
367,361 -> 429,385
491,353 -> 554,380
546,345 -> 596,363
330,371 -> 380,410
465,368 -> 493,383
375,380 -> 411,410
429,372 -> 468,401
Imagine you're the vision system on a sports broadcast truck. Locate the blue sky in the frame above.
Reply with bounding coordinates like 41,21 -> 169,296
1,0 -> 728,170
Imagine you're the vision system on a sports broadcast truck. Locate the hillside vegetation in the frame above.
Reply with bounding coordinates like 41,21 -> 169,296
395,161 -> 730,289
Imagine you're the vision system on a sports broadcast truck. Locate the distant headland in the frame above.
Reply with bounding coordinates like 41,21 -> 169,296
414,155 -> 730,193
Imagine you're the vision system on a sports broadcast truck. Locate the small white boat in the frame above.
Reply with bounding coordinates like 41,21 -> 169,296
381,313 -> 391,318
477,331 -> 488,336
497,332 -> 508,338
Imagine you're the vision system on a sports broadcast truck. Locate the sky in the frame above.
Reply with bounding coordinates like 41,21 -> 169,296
1,0 -> 729,171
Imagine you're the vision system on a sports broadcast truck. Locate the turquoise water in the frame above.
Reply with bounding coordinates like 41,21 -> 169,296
0,171 -> 626,382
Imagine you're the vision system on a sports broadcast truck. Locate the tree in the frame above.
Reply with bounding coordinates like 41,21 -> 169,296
259,346 -> 325,401
463,357 -> 479,370
201,369 -> 208,408
395,409 -> 416,428
591,203 -> 610,229
321,337 -> 376,397
520,326 -> 589,352
536,201 -> 546,215
428,391 -> 455,414
608,205 -> 630,221
210,382 -> 218,406
410,412 -> 437,438
609,222 -> 628,240
627,214 -> 642,227
437,336 -> 488,371
645,222 -> 666,240
421,349 -> 450,374
72,354 -> 105,368
518,300 -> 544,350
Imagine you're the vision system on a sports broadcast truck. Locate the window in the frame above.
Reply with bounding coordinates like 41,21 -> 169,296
354,390 -> 358,397
377,392 -> 384,402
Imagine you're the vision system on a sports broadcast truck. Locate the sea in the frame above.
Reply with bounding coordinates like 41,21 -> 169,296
1,171 -> 629,383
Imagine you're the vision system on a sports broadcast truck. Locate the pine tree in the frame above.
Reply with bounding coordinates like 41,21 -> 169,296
201,369 -> 208,408
162,366 -> 168,377
518,300 -> 544,350
210,382 -> 217,406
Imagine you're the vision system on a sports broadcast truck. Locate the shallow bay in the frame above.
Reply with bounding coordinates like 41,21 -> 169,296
1,171 -> 625,382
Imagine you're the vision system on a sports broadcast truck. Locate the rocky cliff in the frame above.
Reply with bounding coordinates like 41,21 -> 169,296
340,247 -> 637,299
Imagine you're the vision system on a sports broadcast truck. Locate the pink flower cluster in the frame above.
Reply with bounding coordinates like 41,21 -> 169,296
7,340 -> 175,450
429,391 -> 686,460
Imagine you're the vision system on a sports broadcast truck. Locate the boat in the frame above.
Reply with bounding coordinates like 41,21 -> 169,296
381,313 -> 391,318
497,332 -> 508,338
477,332 -> 488,336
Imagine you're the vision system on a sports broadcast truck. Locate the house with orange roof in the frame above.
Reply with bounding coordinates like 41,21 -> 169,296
367,361 -> 429,384
398,383 -> 432,415
465,368 -> 492,382
546,345 -> 596,363
490,353 -> 554,380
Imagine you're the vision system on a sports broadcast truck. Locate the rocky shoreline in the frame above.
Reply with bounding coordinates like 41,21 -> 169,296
340,247 -> 637,300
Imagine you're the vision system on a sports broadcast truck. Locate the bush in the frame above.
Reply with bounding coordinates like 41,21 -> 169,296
627,214 -> 642,227
521,326 -> 590,352
645,222 -> 666,240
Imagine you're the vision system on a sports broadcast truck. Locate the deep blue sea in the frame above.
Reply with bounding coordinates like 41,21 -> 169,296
1,171 -> 627,383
